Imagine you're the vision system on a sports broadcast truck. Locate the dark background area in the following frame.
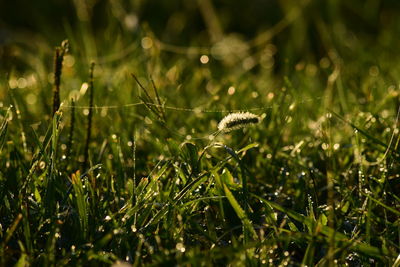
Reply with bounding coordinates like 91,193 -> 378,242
1,0 -> 400,63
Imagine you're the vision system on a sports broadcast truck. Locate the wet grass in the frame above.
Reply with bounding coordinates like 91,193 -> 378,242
1,0 -> 400,266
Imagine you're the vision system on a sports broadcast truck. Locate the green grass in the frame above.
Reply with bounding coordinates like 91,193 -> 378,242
1,0 -> 400,266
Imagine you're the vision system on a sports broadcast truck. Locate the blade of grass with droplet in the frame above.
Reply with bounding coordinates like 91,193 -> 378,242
29,125 -> 51,163
125,161 -> 171,226
14,243 -> 28,267
221,145 -> 249,217
142,171 -> 209,229
9,90 -> 28,153
236,143 -> 259,154
182,196 -> 226,207
251,193 -> 391,258
71,171 -> 88,239
210,169 -> 226,221
135,204 -> 155,228
44,112 -> 62,214
221,168 -> 241,190
330,110 -> 395,153
302,238 -> 316,267
223,184 -> 257,240
361,191 -> 400,216
393,253 -> 400,267
150,76 -> 166,121
21,202 -> 32,254
2,213 -> 22,246
0,107 -> 10,152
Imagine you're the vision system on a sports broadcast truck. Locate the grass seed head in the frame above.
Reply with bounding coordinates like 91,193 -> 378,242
218,112 -> 261,132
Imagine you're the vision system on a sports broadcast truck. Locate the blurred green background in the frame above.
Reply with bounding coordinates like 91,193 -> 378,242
2,0 -> 400,72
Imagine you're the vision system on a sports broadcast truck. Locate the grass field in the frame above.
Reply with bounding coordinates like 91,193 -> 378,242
1,0 -> 400,266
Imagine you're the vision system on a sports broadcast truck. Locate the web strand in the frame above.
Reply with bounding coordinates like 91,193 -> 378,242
58,96 -> 324,141
60,96 -> 324,114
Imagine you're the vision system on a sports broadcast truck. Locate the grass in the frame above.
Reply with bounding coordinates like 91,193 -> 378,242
1,0 -> 400,266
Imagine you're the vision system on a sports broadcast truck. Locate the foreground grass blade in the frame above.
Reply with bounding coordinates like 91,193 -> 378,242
361,192 -> 400,216
0,107 -> 10,152
251,193 -> 391,259
71,171 -> 89,239
394,253 -> 400,267
223,184 -> 258,241
330,110 -> 396,153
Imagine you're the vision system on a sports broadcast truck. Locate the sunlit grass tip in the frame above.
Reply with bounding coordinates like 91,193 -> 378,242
218,112 -> 261,132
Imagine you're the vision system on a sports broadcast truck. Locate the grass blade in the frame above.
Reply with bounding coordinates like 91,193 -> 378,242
251,193 -> 391,259
71,171 -> 89,239
223,184 -> 257,240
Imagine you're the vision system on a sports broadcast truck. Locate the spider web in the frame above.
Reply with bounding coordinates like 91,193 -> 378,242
60,95 -> 324,113
58,95 -> 326,140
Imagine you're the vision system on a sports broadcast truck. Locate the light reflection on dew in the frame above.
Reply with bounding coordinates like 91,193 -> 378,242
26,93 -> 37,105
228,86 -> 235,95
141,37 -> 153,49
176,243 -> 186,252
17,78 -> 27,88
80,83 -> 89,95
200,55 -> 209,64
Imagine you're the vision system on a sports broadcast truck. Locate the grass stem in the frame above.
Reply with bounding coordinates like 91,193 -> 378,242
84,62 -> 95,170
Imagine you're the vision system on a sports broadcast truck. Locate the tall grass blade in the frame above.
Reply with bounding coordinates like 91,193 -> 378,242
0,107 -> 10,152
150,76 -> 166,121
361,192 -> 400,216
71,171 -> 89,239
393,253 -> 400,267
223,184 -> 257,241
84,62 -> 95,170
52,40 -> 69,115
66,98 -> 75,162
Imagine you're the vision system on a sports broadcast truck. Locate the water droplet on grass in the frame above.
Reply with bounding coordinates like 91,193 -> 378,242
176,243 -> 186,252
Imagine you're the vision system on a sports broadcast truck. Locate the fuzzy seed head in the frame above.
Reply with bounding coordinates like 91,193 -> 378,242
218,112 -> 260,132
